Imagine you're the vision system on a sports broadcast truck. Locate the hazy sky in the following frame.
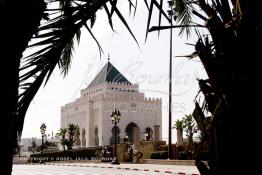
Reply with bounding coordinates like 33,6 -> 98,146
21,1 -> 207,143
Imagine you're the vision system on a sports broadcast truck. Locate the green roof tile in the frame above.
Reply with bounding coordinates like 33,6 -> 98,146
88,61 -> 131,88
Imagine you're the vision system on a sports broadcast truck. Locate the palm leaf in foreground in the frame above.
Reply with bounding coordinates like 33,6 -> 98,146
174,0 -> 195,37
18,0 -> 139,137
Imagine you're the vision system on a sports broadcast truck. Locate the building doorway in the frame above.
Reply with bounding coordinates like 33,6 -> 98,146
145,127 -> 153,141
125,122 -> 138,143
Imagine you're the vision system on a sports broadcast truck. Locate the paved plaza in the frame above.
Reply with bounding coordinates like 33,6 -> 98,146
13,163 -> 200,175
13,165 -> 159,175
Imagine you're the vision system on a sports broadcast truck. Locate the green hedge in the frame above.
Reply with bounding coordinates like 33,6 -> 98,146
30,148 -> 99,163
179,151 -> 188,160
150,151 -> 168,159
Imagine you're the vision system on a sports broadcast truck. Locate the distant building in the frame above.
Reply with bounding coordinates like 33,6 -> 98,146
61,59 -> 162,147
19,138 -> 59,152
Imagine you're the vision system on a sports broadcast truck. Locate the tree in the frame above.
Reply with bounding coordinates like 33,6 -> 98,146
65,124 -> 78,150
31,138 -> 37,153
0,0 -> 46,174
182,114 -> 198,157
173,119 -> 184,145
0,0 -> 143,174
58,124 -> 79,150
146,0 -> 261,174
58,128 -> 67,151
2,0 -> 162,174
183,114 -> 198,146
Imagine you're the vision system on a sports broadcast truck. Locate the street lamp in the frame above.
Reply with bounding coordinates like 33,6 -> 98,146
110,109 -> 121,165
145,0 -> 177,159
167,0 -> 175,160
147,1 -> 203,160
40,123 -> 46,163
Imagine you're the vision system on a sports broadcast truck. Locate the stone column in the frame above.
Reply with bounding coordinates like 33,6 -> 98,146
153,125 -> 160,141
81,129 -> 86,147
74,127 -> 81,148
133,127 -> 140,144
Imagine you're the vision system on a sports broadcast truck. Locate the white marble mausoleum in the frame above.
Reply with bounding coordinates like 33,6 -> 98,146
61,59 -> 162,147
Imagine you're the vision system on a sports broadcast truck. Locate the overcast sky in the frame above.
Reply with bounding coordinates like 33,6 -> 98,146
21,1 -> 207,143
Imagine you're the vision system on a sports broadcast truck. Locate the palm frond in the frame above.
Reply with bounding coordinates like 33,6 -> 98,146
90,14 -> 96,28
103,4 -> 114,30
158,0 -> 163,37
143,0 -> 150,10
18,0 -> 141,138
110,0 -> 118,17
174,0 -> 195,38
111,3 -> 139,46
145,0 -> 154,41
132,0 -> 138,18
145,0 -> 170,41
18,0 -> 110,136
84,23 -> 104,58
59,39 -> 74,77
148,24 -> 204,32
76,28 -> 81,44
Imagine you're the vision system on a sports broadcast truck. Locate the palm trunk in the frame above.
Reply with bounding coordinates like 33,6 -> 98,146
0,53 -> 18,175
0,0 -> 45,174
0,20 -> 22,175
176,128 -> 183,145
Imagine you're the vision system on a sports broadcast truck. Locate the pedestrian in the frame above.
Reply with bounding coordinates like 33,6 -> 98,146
127,145 -> 133,162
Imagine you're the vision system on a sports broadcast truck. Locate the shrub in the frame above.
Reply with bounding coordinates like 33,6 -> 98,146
150,151 -> 168,159
179,151 -> 188,160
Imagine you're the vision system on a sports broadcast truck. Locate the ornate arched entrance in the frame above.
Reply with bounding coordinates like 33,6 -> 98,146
93,126 -> 99,146
125,122 -> 138,143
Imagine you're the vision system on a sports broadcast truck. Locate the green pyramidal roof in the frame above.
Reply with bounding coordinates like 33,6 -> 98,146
88,61 -> 131,88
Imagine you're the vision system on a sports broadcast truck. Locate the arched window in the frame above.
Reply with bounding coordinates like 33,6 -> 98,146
82,129 -> 86,146
93,126 -> 99,146
144,127 -> 153,141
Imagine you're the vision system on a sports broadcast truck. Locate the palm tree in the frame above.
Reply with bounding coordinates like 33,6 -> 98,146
2,0 -> 151,173
0,0 -> 46,174
147,0 -> 261,174
173,119 -> 184,145
58,128 -> 67,151
66,124 -> 78,150
182,114 -> 198,151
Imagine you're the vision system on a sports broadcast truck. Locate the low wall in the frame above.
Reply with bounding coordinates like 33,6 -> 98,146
115,141 -> 166,162
143,159 -> 195,166
143,159 -> 208,166
139,141 -> 166,159
13,156 -> 29,164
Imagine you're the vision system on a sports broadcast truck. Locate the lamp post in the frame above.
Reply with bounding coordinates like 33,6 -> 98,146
147,1 -> 202,160
110,109 -> 121,165
167,0 -> 175,159
40,123 -> 46,163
